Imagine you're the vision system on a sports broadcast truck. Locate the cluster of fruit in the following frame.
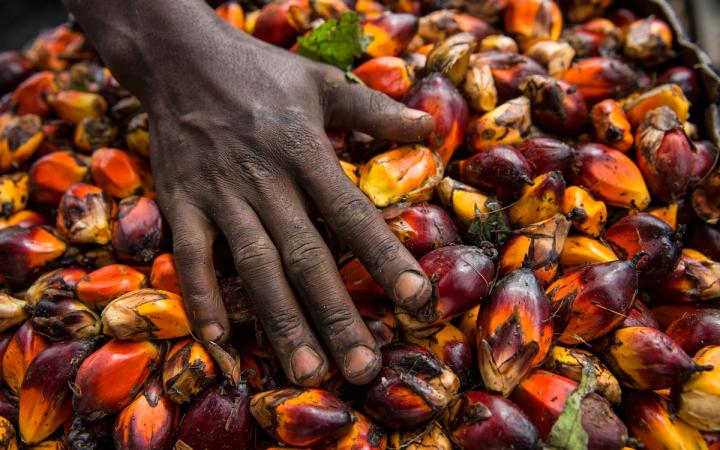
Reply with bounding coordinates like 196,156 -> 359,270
0,0 -> 719,448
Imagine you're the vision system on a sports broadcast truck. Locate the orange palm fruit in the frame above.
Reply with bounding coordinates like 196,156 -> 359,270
11,71 -> 58,116
646,202 -> 679,229
0,329 -> 15,384
340,258 -> 385,303
323,411 -> 386,450
404,74 -> 469,165
359,145 -> 443,207
0,226 -> 66,287
0,416 -> 18,450
362,13 -> 418,57
361,343 -> 459,430
29,151 -> 90,205
73,339 -> 165,420
605,213 -> 682,287
498,214 -> 570,285
0,172 -> 28,219
112,196 -> 167,265
524,40 -> 576,75
113,378 -> 179,450
598,326 -> 712,390
590,99 -> 633,152
162,338 -> 218,404
252,0 -> 310,47
503,0 -> 562,51
352,56 -> 414,100
463,63 -> 497,113
520,75 -> 588,136
149,253 -> 181,295
571,142 -> 650,210
416,10 -> 493,44
457,304 -> 479,344
90,148 -> 148,199
622,83 -> 690,128
561,185 -> 607,237
19,337 -> 100,444
560,57 -> 637,104
357,301 -> 397,348
447,390 -> 540,450
508,171 -> 565,228
623,18 -> 673,66
0,114 -> 44,172
24,25 -> 85,71
216,1 -> 245,30
0,293 -> 29,334
76,264 -> 148,307
676,345 -> 720,431
31,298 -> 101,341
406,323 -> 473,389
56,183 -> 114,245
479,34 -> 519,53
0,210 -> 47,231
622,390 -> 708,450
559,235 -> 617,268
340,160 -> 359,185
125,112 -> 149,157
389,423 -> 452,450
470,52 -> 547,101
384,203 -> 460,258
546,258 -> 638,345
46,91 -> 107,125
2,322 -> 49,394
102,288 -> 191,340
73,116 -> 117,153
467,96 -> 531,151
656,249 -> 720,303
665,309 -> 720,357
459,144 -> 533,203
545,346 -> 622,404
477,268 -> 552,396
436,177 -> 491,226
251,388 -> 354,447
28,439 -> 68,450
510,370 -> 628,448
425,32 -> 477,86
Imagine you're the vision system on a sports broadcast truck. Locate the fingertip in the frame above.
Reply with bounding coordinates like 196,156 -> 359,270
343,344 -> 381,385
290,345 -> 327,387
393,270 -> 432,311
198,321 -> 226,343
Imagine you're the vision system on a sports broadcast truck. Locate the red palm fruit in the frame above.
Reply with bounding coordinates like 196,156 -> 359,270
37,118 -> 74,154
253,0 -> 310,47
19,338 -> 100,444
310,0 -> 352,19
618,299 -> 659,329
91,148 -> 148,199
363,13 -> 418,57
560,57 -> 637,104
24,25 -> 86,71
353,56 -> 414,100
636,107 -> 695,202
0,389 -> 18,427
112,196 -> 167,265
655,249 -> 720,303
113,378 -> 179,450
2,322 -> 49,395
622,390 -> 708,450
448,391 -> 539,450
73,339 -> 165,420
516,136 -> 575,177
498,214 -> 570,286
0,210 -> 48,231
504,0 -> 562,51
605,213 -> 682,287
692,140 -> 718,182
658,66 -> 700,105
623,18 -> 673,66
0,328 -> 13,384
459,144 -> 533,202
340,258 -> 385,303
467,96 -> 531,150
323,411 -> 386,450
356,301 -> 397,347
0,416 -> 17,450
705,431 -> 720,450
652,303 -> 720,330
0,51 -> 33,94
571,142 -> 650,210
216,1 -> 245,30
510,370 -> 628,449
508,171 -> 565,228
0,226 -> 66,287
397,246 -> 494,332
361,343 -> 459,430
470,52 -> 547,101
25,267 -> 87,305
590,99 -> 633,152
66,415 -> 114,450
562,18 -> 620,58
76,264 -> 148,307
74,116 -> 118,153
406,323 -> 474,389
597,326 -> 712,390
32,298 -> 101,341
546,259 -> 638,345
149,253 -> 181,295
162,338 -> 218,404
521,75 -> 588,135
237,340 -> 284,392
404,73 -> 469,165
389,423 -> 452,450
251,388 -> 353,447
688,223 -> 720,261
29,151 -> 90,205
0,114 -> 44,172
477,269 -> 552,396
11,71 -> 58,116
56,183 -> 114,246
665,310 -> 720,357
384,203 -> 460,257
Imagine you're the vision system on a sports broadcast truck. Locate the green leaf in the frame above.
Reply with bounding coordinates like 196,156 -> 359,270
466,198 -> 512,250
544,358 -> 597,450
297,13 -> 366,70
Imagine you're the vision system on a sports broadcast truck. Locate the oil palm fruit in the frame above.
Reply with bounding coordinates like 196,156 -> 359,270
657,249 -> 720,303
0,293 -> 29,334
0,416 -> 17,450
458,144 -> 533,202
470,51 -> 547,101
324,411 -> 386,450
623,18 -> 673,66
3,321 -> 49,395
467,97 -> 531,151
561,57 -> 637,104
0,114 -> 44,171
463,63 -> 497,112
545,346 -> 622,404
340,258 -> 386,303
676,345 -> 720,431
384,203 -> 460,257
425,32 -> 477,86
362,13 -> 418,58
0,226 -> 66,287
405,323 -> 474,389
622,83 -> 690,127
0,172 -> 29,219
28,151 -> 90,206
112,196 -> 166,265
46,91 -> 107,125
352,56 -> 414,100
665,309 -> 720,357
435,177 -> 491,226
73,117 -> 117,152
90,148 -> 148,199
31,298 -> 101,341
56,183 -> 114,245
162,338 -> 218,404
590,99 -> 633,152
618,299 -> 659,329
503,0 -> 562,51
357,301 -> 398,348
11,72 -> 58,117
561,186 -> 607,237
76,264 -> 148,307
149,253 -> 181,295
520,75 -> 588,135
389,423 -> 452,450
25,266 -> 87,305
101,288 -> 191,340
508,171 -> 565,228
516,136 -> 575,176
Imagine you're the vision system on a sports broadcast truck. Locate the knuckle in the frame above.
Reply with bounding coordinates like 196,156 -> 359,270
233,238 -> 279,273
330,191 -> 377,235
286,236 -> 328,280
263,307 -> 305,340
316,303 -> 357,339
173,235 -> 209,267
363,234 -> 402,272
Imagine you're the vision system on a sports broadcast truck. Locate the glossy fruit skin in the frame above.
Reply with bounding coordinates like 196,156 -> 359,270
448,390 -> 539,450
467,96 -> 531,151
149,253 -> 181,295
66,415 -> 114,450
2,321 -> 49,395
405,323 -> 474,389
623,18 -> 673,66
508,171 -> 565,228
524,40 -> 576,76
561,57 -> 637,105
676,345 -> 720,431
417,10 -> 494,44
561,185 -> 607,237
162,337 -> 218,404
353,56 -> 414,100
688,223 -> 720,261
692,140 -> 719,182
0,389 -> 18,429
113,378 -> 179,450
112,196 -> 167,265
389,422 -> 452,450
11,72 -> 58,116
56,183 -> 114,246
521,75 -> 588,135
76,264 -> 148,307
0,416 -> 17,450
559,235 -> 618,269
656,249 -> 720,303
605,213 -> 682,288
425,32 -> 477,86
590,99 -> 633,152
0,210 -> 48,231
665,310 -> 720,357
463,63 -> 498,113
622,83 -> 690,128
340,258 -> 386,303
363,13 -> 419,57
31,298 -> 101,341
252,0 -> 309,47
503,0 -> 562,51
357,301 -> 398,348
618,299 -> 659,330
658,66 -> 700,105
29,151 -> 90,206
404,73 -> 469,165
470,51 -> 547,101
0,172 -> 29,219
90,148 -> 148,199
323,411 -> 386,450
546,346 -> 622,405
516,136 -> 575,177
435,176 -> 491,226
459,144 -> 533,202
176,381 -> 254,450
384,203 -> 460,257
546,259 -> 638,345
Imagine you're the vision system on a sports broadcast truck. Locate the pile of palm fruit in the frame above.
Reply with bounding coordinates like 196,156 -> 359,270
0,0 -> 719,448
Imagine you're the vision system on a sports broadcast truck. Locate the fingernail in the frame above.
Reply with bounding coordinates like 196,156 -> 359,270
344,345 -> 378,378
404,108 -> 431,121
394,270 -> 430,308
199,322 -> 225,342
291,345 -> 323,383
